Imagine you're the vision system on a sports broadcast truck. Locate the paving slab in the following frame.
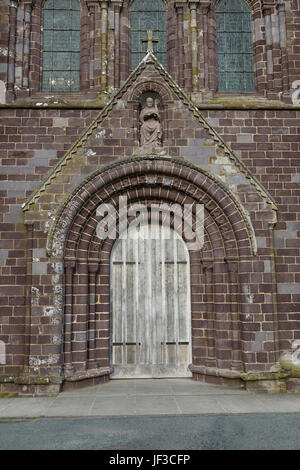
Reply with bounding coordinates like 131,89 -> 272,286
62,379 -> 137,397
46,396 -> 94,417
168,379 -> 245,396
0,399 -> 14,411
91,396 -> 136,416
0,398 -> 55,418
134,395 -> 180,415
134,379 -> 174,395
254,394 -> 300,413
215,395 -> 268,414
174,395 -> 225,414
0,378 -> 300,418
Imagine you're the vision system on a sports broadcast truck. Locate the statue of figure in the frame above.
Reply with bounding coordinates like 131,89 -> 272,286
139,97 -> 162,147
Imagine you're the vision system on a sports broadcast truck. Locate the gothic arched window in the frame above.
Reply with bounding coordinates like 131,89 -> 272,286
42,0 -> 80,92
130,0 -> 167,71
216,0 -> 254,93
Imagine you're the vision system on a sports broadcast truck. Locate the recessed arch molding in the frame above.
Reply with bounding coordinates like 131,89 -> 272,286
47,156 -> 279,390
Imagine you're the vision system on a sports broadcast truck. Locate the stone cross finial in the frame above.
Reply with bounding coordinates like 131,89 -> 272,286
141,30 -> 159,53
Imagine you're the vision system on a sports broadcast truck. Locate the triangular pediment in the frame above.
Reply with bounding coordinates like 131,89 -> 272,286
22,52 -> 276,214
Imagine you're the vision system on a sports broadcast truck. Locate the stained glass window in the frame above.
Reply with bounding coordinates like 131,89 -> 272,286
216,0 -> 254,93
42,0 -> 80,92
130,0 -> 167,71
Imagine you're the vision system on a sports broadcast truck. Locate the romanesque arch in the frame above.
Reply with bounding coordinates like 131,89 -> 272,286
46,156 -> 279,389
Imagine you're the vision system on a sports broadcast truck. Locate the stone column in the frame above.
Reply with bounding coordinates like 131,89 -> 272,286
64,259 -> 76,375
262,5 -> 274,91
100,0 -> 109,91
111,1 -> 123,89
199,1 -> 211,97
212,260 -> 230,370
87,0 -> 98,90
29,0 -> 42,94
188,1 -> 200,93
175,2 -> 185,89
7,0 -> 19,100
15,2 -> 25,90
24,222 -> 33,371
268,222 -> 280,358
226,259 -> 243,372
277,2 -> 289,93
88,262 -> 99,369
207,2 -> 217,94
202,260 -> 216,368
22,2 -> 33,90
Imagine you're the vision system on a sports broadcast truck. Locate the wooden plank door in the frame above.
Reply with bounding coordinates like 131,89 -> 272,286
111,224 -> 192,378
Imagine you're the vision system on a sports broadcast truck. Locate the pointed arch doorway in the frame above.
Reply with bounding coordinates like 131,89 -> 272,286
111,222 -> 192,378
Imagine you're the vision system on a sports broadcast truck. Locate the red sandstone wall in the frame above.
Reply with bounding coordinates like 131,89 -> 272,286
0,0 -> 299,391
0,106 -> 299,374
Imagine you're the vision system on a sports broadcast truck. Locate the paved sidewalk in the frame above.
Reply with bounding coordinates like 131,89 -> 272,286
0,378 -> 300,418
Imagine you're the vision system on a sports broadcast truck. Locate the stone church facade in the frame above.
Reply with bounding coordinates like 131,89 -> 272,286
0,0 -> 300,396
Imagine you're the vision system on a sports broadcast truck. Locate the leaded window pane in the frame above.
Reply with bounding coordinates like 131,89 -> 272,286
216,0 -> 254,93
130,0 -> 167,71
42,0 -> 80,92
131,0 -> 165,12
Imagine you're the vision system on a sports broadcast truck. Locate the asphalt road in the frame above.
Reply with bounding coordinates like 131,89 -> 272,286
0,413 -> 299,450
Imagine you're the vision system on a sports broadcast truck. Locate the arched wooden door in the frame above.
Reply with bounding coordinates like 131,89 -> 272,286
111,223 -> 192,378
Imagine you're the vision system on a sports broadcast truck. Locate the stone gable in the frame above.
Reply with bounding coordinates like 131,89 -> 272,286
23,53 -> 276,223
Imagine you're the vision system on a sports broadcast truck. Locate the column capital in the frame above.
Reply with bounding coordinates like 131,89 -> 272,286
9,1 -> 20,8
65,258 -> 76,270
225,259 -> 239,274
276,2 -> 285,13
100,0 -> 109,8
262,6 -> 272,15
199,1 -> 210,10
175,1 -> 186,10
201,260 -> 214,272
188,0 -> 201,9
86,0 -> 100,12
261,1 -> 274,15
24,221 -> 34,227
23,0 -> 34,7
110,0 -> 123,5
88,260 -> 100,273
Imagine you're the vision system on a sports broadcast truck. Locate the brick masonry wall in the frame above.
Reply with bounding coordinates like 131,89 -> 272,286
203,108 -> 300,352
0,1 -> 299,394
0,105 -> 299,377
0,109 -> 98,376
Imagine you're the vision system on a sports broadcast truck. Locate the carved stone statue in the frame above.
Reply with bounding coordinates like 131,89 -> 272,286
139,97 -> 162,147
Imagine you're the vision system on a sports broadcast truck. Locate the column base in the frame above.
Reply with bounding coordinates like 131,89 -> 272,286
62,367 -> 112,391
189,363 -> 297,393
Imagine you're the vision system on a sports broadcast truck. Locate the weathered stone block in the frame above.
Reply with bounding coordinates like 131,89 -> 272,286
245,380 -> 287,393
286,378 -> 300,393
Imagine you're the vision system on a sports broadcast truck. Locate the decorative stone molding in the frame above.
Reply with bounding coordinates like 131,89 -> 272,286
22,52 -> 277,214
46,155 -> 258,258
